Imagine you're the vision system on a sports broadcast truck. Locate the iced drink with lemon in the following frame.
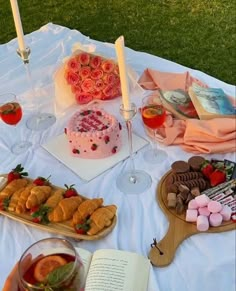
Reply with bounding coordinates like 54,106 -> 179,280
18,238 -> 85,291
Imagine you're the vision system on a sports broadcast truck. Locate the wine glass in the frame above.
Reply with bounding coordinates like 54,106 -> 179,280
17,47 -> 56,131
18,238 -> 85,291
0,93 -> 32,155
116,103 -> 152,195
141,95 -> 168,163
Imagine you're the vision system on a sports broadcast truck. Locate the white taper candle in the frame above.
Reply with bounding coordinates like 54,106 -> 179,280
9,0 -> 26,51
115,36 -> 131,111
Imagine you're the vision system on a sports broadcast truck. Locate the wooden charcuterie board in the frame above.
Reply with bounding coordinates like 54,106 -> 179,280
149,170 -> 235,267
0,176 -> 117,241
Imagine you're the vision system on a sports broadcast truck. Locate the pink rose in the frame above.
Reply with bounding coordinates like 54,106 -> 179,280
79,66 -> 91,79
75,92 -> 93,104
65,71 -> 80,85
71,82 -> 82,94
103,73 -> 117,84
67,58 -> 81,72
95,79 -> 105,91
77,52 -> 90,65
102,84 -> 114,99
81,78 -> 95,93
101,60 -> 115,73
92,90 -> 103,100
90,56 -> 102,69
91,68 -> 104,80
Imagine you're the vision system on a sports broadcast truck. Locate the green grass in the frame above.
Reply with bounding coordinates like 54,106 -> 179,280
0,0 -> 235,84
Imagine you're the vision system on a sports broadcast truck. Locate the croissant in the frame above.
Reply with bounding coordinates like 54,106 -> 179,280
44,189 -> 64,209
0,179 -> 28,200
8,187 -> 25,212
72,198 -> 103,225
26,186 -> 52,209
87,205 -> 117,235
48,196 -> 83,222
15,184 -> 36,214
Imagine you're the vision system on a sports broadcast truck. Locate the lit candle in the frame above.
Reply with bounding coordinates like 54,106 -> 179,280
115,36 -> 131,111
9,0 -> 26,51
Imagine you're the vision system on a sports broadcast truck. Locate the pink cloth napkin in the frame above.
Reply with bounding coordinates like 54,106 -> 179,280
138,68 -> 206,91
139,69 -> 236,154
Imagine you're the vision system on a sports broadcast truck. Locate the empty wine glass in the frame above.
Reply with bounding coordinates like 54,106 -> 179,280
0,93 -> 32,154
141,95 -> 168,163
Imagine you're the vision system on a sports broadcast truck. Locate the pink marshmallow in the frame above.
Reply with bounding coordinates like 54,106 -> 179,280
197,215 -> 209,231
186,209 -> 198,222
209,213 -> 223,227
208,201 -> 223,213
195,194 -> 210,208
220,205 -> 232,221
188,199 -> 199,210
198,207 -> 211,217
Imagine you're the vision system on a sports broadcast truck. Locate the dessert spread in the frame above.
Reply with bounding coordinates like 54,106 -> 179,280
165,156 -> 236,228
65,107 -> 122,159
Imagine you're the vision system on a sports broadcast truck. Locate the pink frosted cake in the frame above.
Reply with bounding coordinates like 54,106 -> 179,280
65,107 -> 122,159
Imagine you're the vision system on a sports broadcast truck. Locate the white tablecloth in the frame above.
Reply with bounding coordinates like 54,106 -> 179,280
0,23 -> 235,291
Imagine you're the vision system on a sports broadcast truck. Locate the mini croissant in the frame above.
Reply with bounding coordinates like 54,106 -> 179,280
8,188 -> 25,212
87,205 -> 117,235
72,198 -> 103,225
26,186 -> 52,209
44,189 -> 64,209
0,179 -> 28,200
15,184 -> 36,214
48,196 -> 83,222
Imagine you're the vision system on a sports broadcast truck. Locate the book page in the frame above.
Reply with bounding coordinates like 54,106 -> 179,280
85,249 -> 150,291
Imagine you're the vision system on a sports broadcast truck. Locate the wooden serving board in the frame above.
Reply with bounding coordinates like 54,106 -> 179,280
149,170 -> 235,267
0,176 -> 117,241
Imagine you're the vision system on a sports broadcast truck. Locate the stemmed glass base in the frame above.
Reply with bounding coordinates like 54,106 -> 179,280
116,170 -> 152,195
26,113 -> 56,131
116,103 -> 152,195
11,140 -> 32,155
143,148 -> 168,164
17,47 -> 56,131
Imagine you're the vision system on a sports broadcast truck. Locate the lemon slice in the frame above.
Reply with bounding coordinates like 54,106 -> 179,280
34,255 -> 67,282
0,103 -> 15,114
142,108 -> 159,118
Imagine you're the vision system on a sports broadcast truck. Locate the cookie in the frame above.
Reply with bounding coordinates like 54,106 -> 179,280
171,161 -> 190,173
188,156 -> 205,171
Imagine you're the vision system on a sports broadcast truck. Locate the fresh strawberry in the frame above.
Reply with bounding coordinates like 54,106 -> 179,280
91,144 -> 98,151
33,176 -> 51,186
32,217 -> 42,223
64,184 -> 78,198
112,146 -> 117,154
75,219 -> 90,234
31,205 -> 50,224
104,136 -> 110,144
201,161 -> 214,179
7,164 -> 28,183
209,169 -> 226,187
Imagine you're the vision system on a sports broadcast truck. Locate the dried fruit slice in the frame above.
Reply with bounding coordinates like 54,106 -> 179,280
142,108 -> 160,118
34,255 -> 67,282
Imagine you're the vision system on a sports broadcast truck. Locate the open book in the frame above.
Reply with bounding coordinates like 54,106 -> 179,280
76,248 -> 151,291
188,83 -> 236,120
159,89 -> 199,120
